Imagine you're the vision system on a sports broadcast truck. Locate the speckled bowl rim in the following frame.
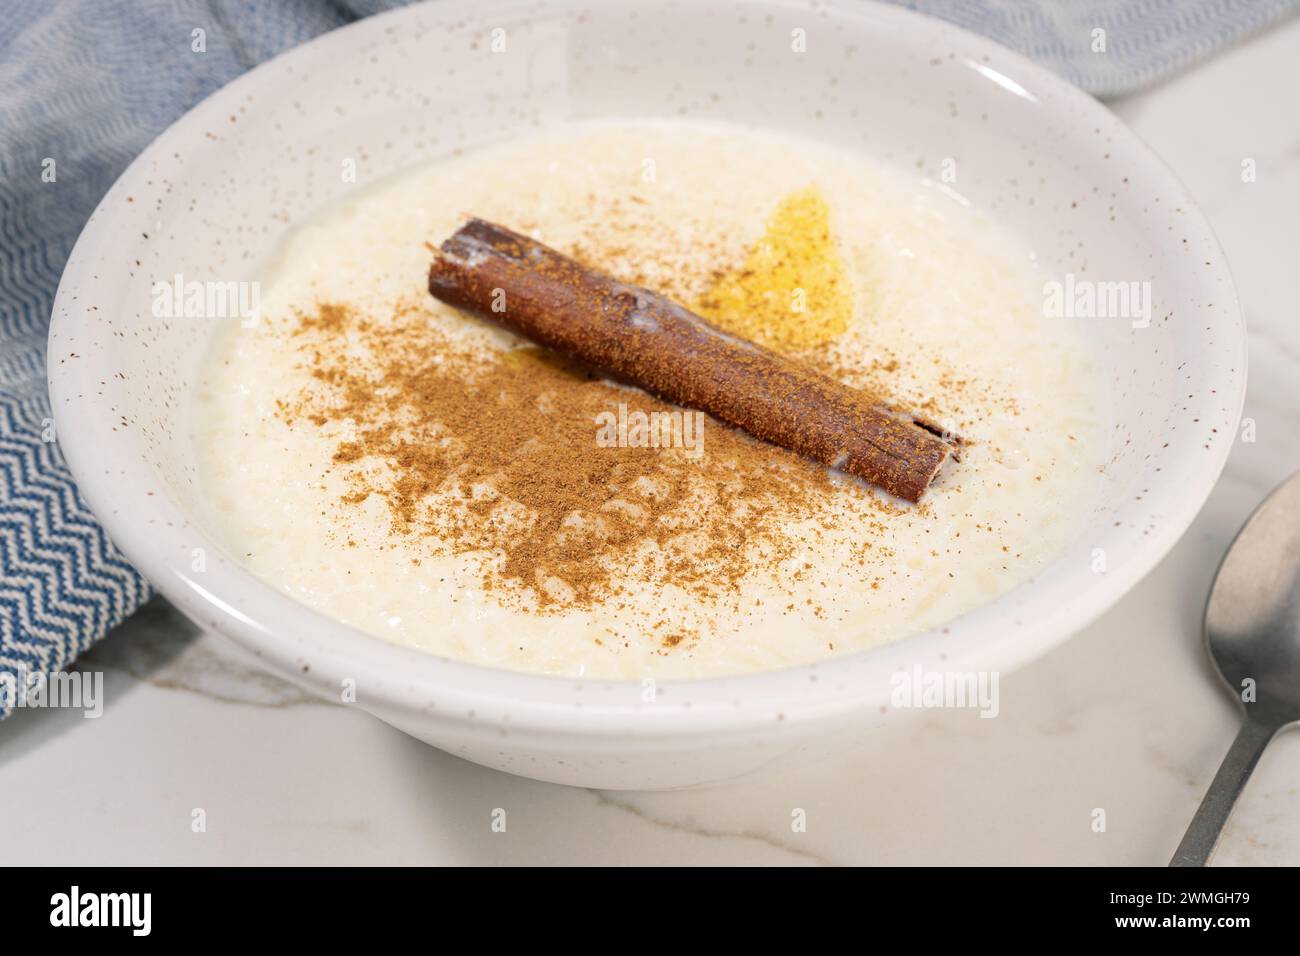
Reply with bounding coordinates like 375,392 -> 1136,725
49,0 -> 1246,738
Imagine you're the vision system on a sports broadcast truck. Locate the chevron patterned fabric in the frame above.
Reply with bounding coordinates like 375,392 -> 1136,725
0,0 -> 409,718
0,0 -> 1295,717
901,0 -> 1300,96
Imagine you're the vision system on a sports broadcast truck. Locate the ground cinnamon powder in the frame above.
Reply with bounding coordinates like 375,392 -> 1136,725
276,299 -> 901,632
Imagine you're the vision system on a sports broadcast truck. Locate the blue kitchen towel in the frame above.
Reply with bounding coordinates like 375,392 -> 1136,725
0,0 -> 410,717
902,0 -> 1300,96
0,0 -> 1296,717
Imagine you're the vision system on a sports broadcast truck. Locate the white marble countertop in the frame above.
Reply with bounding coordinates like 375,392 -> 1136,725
3,16 -> 1298,866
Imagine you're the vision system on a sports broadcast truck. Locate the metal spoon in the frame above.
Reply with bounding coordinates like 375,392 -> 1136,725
1171,471 -> 1300,866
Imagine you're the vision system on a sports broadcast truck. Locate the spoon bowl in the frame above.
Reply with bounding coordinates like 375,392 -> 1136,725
1172,471 -> 1300,865
1204,472 -> 1300,726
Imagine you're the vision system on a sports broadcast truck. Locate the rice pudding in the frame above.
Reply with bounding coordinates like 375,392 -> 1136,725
194,120 -> 1102,680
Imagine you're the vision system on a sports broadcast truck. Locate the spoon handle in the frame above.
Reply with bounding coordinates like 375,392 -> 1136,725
1170,718 -> 1278,866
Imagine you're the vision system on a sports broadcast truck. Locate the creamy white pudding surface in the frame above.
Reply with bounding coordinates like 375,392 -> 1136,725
195,120 -> 1102,680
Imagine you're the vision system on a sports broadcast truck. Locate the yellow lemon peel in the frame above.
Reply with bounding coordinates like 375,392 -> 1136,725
693,185 -> 853,351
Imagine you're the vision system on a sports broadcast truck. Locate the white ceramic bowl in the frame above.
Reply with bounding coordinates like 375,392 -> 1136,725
49,0 -> 1244,789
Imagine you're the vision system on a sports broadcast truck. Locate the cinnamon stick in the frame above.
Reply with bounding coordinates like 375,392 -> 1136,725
427,218 -> 956,502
